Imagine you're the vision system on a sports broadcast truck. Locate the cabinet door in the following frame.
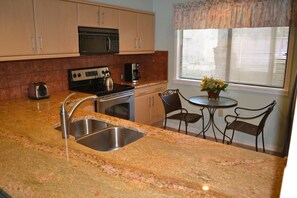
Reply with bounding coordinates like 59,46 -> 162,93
135,94 -> 150,124
78,3 -> 99,27
100,7 -> 118,29
119,10 -> 138,52
34,0 -> 78,54
0,0 -> 36,56
150,92 -> 165,125
138,13 -> 155,52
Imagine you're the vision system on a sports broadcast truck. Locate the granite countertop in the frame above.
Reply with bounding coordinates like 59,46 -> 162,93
0,91 -> 285,197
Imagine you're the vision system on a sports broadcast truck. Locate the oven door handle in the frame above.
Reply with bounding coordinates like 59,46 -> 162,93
98,93 -> 133,102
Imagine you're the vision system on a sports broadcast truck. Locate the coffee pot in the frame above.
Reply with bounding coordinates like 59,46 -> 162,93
124,63 -> 140,83
103,70 -> 113,91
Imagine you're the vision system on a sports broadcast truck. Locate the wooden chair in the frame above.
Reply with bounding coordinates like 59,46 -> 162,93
223,100 -> 276,152
158,89 -> 204,135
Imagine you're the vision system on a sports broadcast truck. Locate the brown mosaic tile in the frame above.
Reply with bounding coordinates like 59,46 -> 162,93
62,80 -> 69,91
46,81 -> 60,93
0,74 -> 8,88
0,88 -> 9,101
8,86 -> 22,99
18,61 -> 32,74
19,73 -> 32,85
0,62 -> 8,74
6,61 -> 22,74
21,85 -> 29,98
30,72 -> 47,83
0,51 -> 168,100
7,74 -> 21,87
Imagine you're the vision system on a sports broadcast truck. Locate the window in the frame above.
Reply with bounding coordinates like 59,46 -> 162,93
176,27 -> 290,89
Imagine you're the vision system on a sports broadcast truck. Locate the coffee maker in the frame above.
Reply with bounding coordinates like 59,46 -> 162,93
125,63 -> 140,83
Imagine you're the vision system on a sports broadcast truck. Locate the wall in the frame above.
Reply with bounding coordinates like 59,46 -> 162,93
0,51 -> 168,101
153,0 -> 297,153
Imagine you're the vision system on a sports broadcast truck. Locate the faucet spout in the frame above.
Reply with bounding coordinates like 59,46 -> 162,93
60,93 -> 97,139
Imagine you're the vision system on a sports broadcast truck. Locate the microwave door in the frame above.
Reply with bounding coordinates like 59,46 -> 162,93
79,34 -> 108,54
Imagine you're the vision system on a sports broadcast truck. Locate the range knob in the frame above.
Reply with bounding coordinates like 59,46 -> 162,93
73,73 -> 77,78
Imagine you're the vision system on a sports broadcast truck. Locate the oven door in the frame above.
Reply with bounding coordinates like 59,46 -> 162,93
96,90 -> 134,121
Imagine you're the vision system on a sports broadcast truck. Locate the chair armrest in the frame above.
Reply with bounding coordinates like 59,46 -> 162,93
234,107 -> 259,115
234,101 -> 275,114
224,113 -> 266,124
224,114 -> 237,124
181,107 -> 189,114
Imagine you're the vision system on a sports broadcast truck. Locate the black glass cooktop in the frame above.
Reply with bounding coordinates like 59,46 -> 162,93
70,83 -> 134,96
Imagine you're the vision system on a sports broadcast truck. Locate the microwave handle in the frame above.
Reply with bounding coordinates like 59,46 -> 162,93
106,37 -> 111,52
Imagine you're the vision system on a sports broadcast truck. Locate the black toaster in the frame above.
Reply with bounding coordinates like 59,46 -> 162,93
28,82 -> 49,100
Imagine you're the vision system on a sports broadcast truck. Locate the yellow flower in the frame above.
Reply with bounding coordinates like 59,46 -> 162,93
200,76 -> 228,93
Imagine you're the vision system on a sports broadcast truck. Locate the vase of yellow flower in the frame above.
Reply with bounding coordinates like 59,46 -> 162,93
200,76 -> 228,100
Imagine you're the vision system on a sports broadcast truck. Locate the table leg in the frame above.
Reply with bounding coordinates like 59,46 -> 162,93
197,107 -> 231,142
195,107 -> 206,139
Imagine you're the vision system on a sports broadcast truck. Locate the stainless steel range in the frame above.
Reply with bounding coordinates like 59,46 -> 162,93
68,66 -> 135,121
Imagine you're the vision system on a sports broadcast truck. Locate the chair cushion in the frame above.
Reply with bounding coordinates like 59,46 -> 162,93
227,120 -> 259,136
167,113 -> 202,123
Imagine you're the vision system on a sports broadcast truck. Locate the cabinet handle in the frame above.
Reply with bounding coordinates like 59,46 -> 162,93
152,96 -> 154,107
101,12 -> 105,25
135,38 -> 138,49
39,34 -> 43,52
31,34 -> 36,52
139,38 -> 141,49
149,96 -> 151,107
97,11 -> 100,25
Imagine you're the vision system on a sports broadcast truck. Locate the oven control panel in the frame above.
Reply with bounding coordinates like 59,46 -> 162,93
70,66 -> 110,82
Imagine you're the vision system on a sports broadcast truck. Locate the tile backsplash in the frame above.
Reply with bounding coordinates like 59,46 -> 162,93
0,51 -> 168,101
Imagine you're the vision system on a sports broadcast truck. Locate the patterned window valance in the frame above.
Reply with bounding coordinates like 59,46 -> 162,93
173,0 -> 297,30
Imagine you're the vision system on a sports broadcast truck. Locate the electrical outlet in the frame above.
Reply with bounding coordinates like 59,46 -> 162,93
218,109 -> 223,117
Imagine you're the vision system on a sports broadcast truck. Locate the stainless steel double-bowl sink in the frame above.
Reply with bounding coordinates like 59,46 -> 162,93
55,118 -> 145,152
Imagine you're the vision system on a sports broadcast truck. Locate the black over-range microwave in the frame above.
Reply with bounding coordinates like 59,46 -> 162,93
78,26 -> 119,55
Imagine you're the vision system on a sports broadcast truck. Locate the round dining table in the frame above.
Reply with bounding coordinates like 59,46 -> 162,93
188,96 -> 238,142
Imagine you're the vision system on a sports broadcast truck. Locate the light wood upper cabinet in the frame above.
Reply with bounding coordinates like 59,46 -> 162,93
119,10 -> 155,54
99,7 -> 119,29
0,0 -> 79,61
137,13 -> 155,52
78,3 -> 100,27
34,0 -> 78,54
119,10 -> 138,52
0,0 -> 155,61
0,0 -> 36,57
78,4 -> 118,29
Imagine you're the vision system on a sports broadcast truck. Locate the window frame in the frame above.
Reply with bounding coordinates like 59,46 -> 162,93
174,28 -> 296,96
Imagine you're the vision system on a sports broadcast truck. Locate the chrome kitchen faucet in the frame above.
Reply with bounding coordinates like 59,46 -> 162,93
60,93 -> 97,139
